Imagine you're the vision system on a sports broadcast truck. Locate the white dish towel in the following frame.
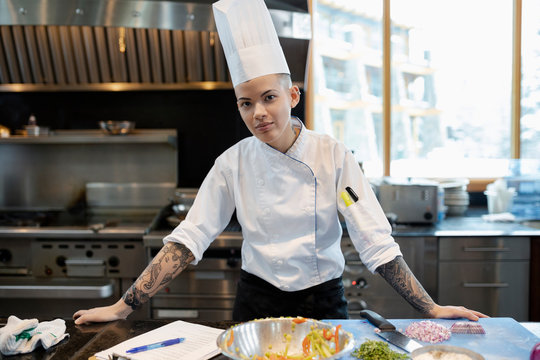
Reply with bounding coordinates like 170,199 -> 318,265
0,315 -> 69,355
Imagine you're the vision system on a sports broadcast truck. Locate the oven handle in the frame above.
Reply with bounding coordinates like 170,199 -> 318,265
0,281 -> 114,299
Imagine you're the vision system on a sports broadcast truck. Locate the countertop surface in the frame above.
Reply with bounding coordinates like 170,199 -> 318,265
390,214 -> 540,237
0,318 -> 538,360
143,209 -> 540,245
0,319 -> 235,360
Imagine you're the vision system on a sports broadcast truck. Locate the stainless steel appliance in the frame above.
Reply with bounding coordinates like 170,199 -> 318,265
144,201 -> 242,321
341,234 -> 437,319
0,0 -> 310,91
0,129 -> 178,320
378,180 -> 440,224
0,209 -> 150,319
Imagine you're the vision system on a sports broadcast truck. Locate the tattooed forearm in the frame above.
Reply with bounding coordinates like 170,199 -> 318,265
376,256 -> 435,315
122,242 -> 195,310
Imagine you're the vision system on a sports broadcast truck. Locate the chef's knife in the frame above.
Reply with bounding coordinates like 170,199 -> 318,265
360,310 -> 422,353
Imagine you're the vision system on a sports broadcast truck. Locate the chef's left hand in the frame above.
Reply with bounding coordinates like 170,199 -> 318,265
430,304 -> 489,321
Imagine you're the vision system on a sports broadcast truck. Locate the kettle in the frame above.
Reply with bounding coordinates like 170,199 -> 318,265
0,124 -> 10,138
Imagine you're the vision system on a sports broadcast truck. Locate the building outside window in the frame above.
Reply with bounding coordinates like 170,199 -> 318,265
311,0 -> 539,181
521,0 -> 540,160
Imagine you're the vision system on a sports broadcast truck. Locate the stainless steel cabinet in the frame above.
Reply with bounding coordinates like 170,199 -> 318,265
438,236 -> 530,321
342,236 -> 437,319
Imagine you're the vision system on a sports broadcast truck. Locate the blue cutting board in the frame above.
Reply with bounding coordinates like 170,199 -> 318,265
325,318 -> 539,359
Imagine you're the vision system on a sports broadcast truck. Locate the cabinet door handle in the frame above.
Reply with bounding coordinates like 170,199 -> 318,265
0,282 -> 114,298
463,247 -> 510,252
463,282 -> 509,288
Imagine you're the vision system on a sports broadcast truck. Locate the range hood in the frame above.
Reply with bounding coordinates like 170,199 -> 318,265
0,0 -> 310,91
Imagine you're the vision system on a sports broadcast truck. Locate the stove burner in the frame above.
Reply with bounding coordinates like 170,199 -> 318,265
0,211 -> 60,227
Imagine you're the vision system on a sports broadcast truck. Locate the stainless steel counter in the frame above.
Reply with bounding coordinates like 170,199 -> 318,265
391,215 -> 540,237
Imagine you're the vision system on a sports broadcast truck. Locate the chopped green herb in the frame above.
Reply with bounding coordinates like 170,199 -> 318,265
352,339 -> 409,360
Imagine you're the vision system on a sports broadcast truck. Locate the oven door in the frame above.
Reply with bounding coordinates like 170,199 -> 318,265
0,277 -> 120,319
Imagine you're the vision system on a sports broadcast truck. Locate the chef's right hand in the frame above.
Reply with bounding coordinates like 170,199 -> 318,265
73,299 -> 133,325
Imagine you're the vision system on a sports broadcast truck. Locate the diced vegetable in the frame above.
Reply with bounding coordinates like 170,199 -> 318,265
226,329 -> 234,347
352,339 -> 408,360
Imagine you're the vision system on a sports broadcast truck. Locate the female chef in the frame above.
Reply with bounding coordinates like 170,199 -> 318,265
73,0 -> 486,324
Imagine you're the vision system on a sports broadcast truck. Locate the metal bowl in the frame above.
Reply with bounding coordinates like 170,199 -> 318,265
99,121 -> 135,135
217,318 -> 355,360
411,344 -> 485,359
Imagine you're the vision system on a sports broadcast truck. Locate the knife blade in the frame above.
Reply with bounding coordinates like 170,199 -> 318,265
360,310 -> 422,353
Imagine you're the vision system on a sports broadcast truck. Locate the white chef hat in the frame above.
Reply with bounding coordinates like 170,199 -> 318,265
212,0 -> 290,87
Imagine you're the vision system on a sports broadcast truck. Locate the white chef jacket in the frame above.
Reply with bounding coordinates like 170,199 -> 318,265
164,117 -> 401,291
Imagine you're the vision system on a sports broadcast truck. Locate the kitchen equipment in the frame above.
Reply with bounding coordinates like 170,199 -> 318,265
0,1 -> 309,90
341,234 -> 435,319
360,310 -> 423,353
377,179 -> 440,224
485,179 -> 516,214
86,182 -> 176,208
0,209 -> 150,320
21,114 -> 50,137
170,188 -> 198,216
411,345 -> 484,360
99,120 -> 135,135
144,195 -> 243,321
216,318 -> 355,360
439,178 -> 470,216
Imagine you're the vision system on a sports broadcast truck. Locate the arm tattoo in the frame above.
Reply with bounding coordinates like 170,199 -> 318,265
122,242 -> 195,310
376,256 -> 435,315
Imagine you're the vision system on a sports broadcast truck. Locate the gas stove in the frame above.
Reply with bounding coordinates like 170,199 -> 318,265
0,208 -> 156,238
0,207 -> 154,319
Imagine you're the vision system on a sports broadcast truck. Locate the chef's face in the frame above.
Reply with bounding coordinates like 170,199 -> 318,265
235,74 -> 300,153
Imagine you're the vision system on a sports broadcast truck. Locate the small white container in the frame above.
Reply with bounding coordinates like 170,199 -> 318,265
484,188 -> 515,214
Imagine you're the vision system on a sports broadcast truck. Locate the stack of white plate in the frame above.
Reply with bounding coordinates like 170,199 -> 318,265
439,179 -> 470,216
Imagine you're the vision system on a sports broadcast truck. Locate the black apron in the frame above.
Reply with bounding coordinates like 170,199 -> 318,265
233,270 -> 349,322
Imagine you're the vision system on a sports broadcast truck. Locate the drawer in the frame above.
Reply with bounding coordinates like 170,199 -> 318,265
438,261 -> 529,320
439,237 -> 530,260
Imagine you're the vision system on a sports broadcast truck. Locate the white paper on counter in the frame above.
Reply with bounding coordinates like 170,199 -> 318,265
94,320 -> 223,360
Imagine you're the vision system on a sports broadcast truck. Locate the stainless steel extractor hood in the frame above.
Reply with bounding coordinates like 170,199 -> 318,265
0,0 -> 310,91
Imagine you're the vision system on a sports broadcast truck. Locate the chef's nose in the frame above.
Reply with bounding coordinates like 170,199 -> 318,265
253,102 -> 267,119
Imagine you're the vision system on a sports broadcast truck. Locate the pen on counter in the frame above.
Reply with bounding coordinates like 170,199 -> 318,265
345,186 -> 359,203
126,337 -> 185,354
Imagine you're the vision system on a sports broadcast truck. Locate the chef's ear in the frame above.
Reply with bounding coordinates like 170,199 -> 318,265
290,85 -> 300,109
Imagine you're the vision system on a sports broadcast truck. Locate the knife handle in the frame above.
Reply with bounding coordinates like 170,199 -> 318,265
360,310 -> 396,331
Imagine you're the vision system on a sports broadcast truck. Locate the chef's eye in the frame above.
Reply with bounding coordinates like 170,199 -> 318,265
265,95 -> 276,101
239,101 -> 251,108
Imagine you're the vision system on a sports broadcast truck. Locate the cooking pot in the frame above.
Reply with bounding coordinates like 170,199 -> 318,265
166,188 -> 198,227
170,188 -> 198,215
99,121 -> 135,135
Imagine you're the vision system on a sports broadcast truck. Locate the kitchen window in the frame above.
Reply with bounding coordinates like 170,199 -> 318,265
521,0 -> 540,159
309,0 -> 539,183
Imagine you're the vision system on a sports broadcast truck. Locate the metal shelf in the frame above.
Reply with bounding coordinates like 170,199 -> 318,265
0,129 -> 177,146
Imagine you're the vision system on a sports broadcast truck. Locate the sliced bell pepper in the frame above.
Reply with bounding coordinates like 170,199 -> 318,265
302,336 -> 311,356
322,328 -> 333,340
226,329 -> 234,347
334,325 -> 342,353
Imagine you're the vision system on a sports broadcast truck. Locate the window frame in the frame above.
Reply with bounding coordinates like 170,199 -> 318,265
306,0 -> 525,191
